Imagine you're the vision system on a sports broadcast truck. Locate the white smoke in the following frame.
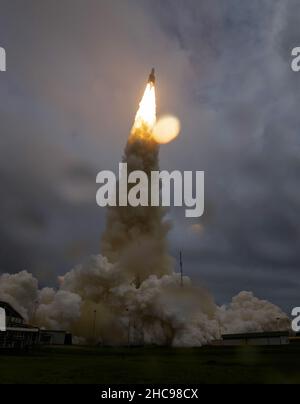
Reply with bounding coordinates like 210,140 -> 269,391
0,263 -> 290,346
218,291 -> 290,334
35,289 -> 82,330
0,271 -> 38,321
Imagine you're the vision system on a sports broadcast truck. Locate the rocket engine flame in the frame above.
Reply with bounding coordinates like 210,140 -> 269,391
132,83 -> 156,132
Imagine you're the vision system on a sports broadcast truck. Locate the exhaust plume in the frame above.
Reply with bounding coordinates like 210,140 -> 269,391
102,82 -> 172,284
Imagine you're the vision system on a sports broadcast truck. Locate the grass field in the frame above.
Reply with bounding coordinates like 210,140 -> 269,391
0,344 -> 300,384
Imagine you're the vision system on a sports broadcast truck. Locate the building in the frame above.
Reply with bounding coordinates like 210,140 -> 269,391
0,301 -> 39,349
221,331 -> 290,346
289,331 -> 300,344
39,330 -> 72,345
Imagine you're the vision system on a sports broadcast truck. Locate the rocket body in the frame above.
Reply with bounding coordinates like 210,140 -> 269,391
148,68 -> 155,85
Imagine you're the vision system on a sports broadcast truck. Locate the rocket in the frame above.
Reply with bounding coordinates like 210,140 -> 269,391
148,68 -> 155,85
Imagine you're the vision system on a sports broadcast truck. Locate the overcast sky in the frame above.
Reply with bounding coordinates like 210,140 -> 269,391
0,0 -> 299,311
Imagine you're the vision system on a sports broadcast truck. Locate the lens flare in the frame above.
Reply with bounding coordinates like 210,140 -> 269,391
132,83 -> 156,131
153,115 -> 181,144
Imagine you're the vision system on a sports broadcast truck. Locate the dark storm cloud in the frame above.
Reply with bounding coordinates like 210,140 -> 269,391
0,0 -> 299,310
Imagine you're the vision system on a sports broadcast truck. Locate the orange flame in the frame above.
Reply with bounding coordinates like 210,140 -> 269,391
132,83 -> 156,132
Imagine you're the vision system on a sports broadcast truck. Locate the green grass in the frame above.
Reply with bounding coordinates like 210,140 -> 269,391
0,344 -> 300,384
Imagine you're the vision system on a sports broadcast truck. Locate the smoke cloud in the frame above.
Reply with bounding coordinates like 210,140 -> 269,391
218,291 -> 290,334
0,271 -> 38,321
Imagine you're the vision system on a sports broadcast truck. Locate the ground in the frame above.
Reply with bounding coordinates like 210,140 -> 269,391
0,345 -> 299,384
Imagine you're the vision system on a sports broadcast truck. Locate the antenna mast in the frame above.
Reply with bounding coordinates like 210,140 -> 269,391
180,251 -> 183,287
